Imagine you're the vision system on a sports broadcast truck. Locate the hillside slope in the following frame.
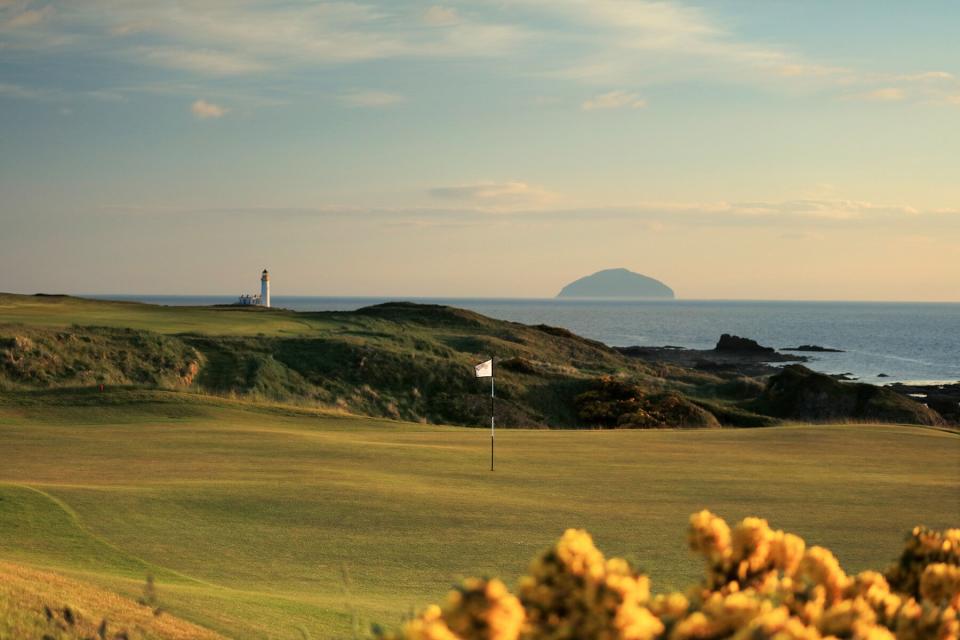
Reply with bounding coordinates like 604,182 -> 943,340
0,295 -> 723,427
0,294 -> 944,427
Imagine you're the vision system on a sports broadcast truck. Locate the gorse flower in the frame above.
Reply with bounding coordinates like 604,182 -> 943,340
689,511 -> 808,593
444,578 -> 525,640
518,528 -> 663,640
394,579 -> 525,640
401,605 -> 460,640
920,564 -> 960,608
384,513 -> 959,640
887,527 -> 960,598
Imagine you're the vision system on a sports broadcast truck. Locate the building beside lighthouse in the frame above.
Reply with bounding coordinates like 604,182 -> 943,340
236,269 -> 271,307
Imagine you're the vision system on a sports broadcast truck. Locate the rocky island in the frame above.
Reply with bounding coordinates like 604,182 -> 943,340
556,268 -> 675,299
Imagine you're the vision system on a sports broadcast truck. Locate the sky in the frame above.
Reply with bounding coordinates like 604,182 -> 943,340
1,1 -> 958,301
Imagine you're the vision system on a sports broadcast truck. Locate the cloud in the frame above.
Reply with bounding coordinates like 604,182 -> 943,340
779,231 -> 821,241
721,199 -> 919,221
861,87 -> 906,102
582,90 -> 646,111
22,2 -> 528,78
897,71 -> 954,82
536,0 -> 824,85
3,0 -> 956,111
338,90 -> 405,108
2,5 -> 52,29
777,63 -> 850,78
528,0 -> 959,108
144,48 -> 268,76
555,1 -> 717,40
423,196 -> 930,224
0,81 -> 127,104
191,99 -> 226,119
853,71 -> 960,105
91,197 -> 958,236
109,21 -> 150,36
423,6 -> 460,27
429,181 -> 558,211
0,81 -> 50,99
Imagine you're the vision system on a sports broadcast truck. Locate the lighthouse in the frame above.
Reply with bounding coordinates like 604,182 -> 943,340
260,269 -> 271,308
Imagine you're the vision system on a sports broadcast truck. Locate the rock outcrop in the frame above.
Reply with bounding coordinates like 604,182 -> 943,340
782,344 -> 844,353
753,365 -> 944,426
715,334 -> 775,355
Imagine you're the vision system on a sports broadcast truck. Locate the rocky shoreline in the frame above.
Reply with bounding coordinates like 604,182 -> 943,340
887,381 -> 960,424
616,334 -> 807,377
616,334 -> 959,426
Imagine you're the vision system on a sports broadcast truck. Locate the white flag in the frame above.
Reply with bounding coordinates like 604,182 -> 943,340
475,359 -> 493,378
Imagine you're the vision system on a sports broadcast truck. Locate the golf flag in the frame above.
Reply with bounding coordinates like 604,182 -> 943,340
475,359 -> 493,378
475,357 -> 496,471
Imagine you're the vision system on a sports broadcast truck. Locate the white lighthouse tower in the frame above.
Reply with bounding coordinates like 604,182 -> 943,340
260,269 -> 271,308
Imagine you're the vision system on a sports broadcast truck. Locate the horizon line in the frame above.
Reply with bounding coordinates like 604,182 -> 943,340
23,291 -> 960,305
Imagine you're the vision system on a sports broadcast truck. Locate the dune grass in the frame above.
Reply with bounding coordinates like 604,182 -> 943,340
0,292 -> 674,427
0,389 -> 957,639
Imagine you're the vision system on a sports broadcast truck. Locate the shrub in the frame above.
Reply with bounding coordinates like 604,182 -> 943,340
381,513 -> 960,640
575,378 -> 719,428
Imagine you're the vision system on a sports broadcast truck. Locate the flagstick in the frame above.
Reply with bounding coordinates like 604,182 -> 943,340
490,357 -> 495,472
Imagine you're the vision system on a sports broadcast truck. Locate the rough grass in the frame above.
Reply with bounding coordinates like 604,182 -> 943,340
0,324 -> 201,390
0,294 -> 712,428
0,561 -> 225,639
2,293 -> 944,429
0,389 -> 956,639
0,294 -> 342,337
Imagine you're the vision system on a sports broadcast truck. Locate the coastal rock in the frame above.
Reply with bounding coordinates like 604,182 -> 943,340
556,268 -> 674,299
715,334 -> 775,354
616,341 -> 804,378
890,382 -> 960,425
753,365 -> 944,426
831,373 -> 857,381
782,344 -> 845,353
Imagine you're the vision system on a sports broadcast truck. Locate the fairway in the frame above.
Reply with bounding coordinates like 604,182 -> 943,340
0,294 -> 351,336
0,392 -> 957,639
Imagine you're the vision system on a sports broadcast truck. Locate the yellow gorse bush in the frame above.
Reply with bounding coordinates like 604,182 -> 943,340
384,512 -> 959,640
399,578 -> 525,640
518,529 -> 663,640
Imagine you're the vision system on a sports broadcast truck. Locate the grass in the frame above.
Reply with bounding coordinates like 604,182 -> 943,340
0,293 -> 341,337
3,293 -> 942,428
1,389 -> 957,639
0,561 -> 225,639
0,293 -> 702,427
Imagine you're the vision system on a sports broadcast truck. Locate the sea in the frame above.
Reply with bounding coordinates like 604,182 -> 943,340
91,296 -> 960,386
